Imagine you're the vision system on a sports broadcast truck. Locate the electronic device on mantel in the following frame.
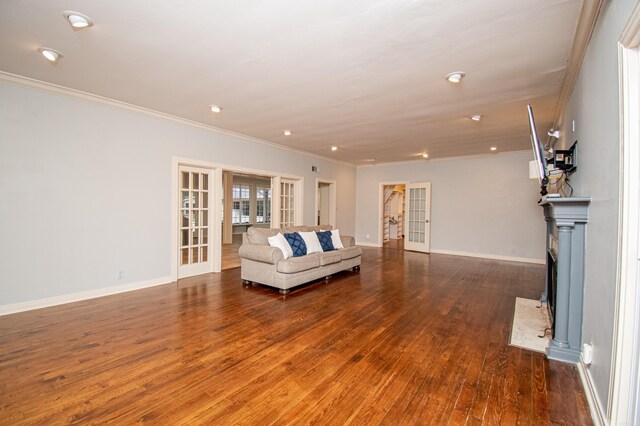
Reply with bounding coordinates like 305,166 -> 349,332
553,141 -> 577,174
527,105 -> 577,201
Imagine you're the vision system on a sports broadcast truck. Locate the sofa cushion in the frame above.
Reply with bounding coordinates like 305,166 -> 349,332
277,254 -> 320,273
316,230 -> 335,252
284,232 -> 307,257
319,251 -> 341,266
247,227 -> 279,245
339,246 -> 362,260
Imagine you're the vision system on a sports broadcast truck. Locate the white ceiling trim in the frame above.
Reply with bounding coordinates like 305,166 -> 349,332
357,149 -> 532,168
553,0 -> 605,134
0,71 -> 355,168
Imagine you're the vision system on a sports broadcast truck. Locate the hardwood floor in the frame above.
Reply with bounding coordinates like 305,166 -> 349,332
221,234 -> 243,270
383,237 -> 404,250
0,247 -> 592,424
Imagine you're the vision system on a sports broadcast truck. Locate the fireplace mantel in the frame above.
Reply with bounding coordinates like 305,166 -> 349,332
539,196 -> 591,363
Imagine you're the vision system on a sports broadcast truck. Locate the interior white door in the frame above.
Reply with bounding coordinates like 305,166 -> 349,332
280,179 -> 297,228
178,166 -> 213,278
404,182 -> 431,253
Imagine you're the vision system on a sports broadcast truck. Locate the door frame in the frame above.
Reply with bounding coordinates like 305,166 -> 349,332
171,157 -> 303,282
315,179 -> 337,228
378,181 -> 409,247
609,6 -> 640,425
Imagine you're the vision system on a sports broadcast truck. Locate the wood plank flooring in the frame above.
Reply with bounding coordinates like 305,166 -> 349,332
0,247 -> 592,424
222,234 -> 243,270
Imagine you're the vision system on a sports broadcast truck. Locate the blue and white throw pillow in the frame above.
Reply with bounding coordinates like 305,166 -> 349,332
316,230 -> 335,252
284,232 -> 307,257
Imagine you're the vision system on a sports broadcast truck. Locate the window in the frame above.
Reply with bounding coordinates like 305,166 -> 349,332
232,184 -> 250,224
256,186 -> 271,223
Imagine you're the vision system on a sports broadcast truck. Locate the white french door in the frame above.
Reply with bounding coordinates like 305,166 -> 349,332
280,179 -> 297,228
404,182 -> 431,253
178,166 -> 213,278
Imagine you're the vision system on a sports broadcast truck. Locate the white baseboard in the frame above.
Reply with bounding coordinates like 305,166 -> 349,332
355,241 -> 381,247
429,249 -> 545,264
577,360 -> 606,426
0,276 -> 173,316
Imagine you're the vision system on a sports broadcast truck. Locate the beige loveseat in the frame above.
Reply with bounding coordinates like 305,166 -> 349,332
238,226 -> 361,294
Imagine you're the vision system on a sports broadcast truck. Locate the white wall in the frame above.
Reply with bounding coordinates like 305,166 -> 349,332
0,80 -> 356,307
559,0 -> 637,414
356,152 -> 545,262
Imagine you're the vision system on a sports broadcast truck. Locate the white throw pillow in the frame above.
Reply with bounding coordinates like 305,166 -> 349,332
331,229 -> 344,249
267,233 -> 293,259
299,231 -> 323,254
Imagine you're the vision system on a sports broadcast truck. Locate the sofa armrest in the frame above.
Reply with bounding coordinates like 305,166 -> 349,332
340,235 -> 355,248
238,244 -> 284,264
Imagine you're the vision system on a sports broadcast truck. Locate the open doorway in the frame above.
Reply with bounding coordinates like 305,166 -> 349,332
221,171 -> 272,270
315,179 -> 336,227
172,158 -> 304,280
382,184 -> 405,250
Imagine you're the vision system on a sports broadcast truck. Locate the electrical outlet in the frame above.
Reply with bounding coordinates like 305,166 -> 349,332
366,234 -> 370,240
117,270 -> 124,280
582,343 -> 593,365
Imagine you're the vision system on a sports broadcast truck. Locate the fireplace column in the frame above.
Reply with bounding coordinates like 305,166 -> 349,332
541,206 -> 554,302
553,223 -> 574,349
539,196 -> 590,364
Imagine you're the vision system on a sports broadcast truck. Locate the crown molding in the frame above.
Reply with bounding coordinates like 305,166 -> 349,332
357,149 -> 532,168
552,0 -> 605,133
0,71 -> 355,168
620,0 -> 640,47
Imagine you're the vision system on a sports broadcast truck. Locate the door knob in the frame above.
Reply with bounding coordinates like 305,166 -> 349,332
426,220 -> 429,223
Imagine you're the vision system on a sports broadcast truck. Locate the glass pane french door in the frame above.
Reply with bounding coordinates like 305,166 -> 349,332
280,179 -> 296,228
404,182 -> 431,253
178,166 -> 213,278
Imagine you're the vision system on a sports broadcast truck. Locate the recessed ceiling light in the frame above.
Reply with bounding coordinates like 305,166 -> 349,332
490,147 -> 497,151
63,11 -> 93,30
38,47 -> 62,63
445,71 -> 465,83
283,130 -> 292,136
471,114 -> 483,121
422,153 -> 429,159
331,146 -> 338,151
210,105 -> 222,113
363,158 -> 375,162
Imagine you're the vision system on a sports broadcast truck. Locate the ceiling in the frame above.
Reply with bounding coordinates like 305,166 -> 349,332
0,0 -> 584,165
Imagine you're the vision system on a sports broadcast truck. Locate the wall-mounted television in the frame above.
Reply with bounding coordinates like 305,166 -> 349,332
527,104 -> 549,197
